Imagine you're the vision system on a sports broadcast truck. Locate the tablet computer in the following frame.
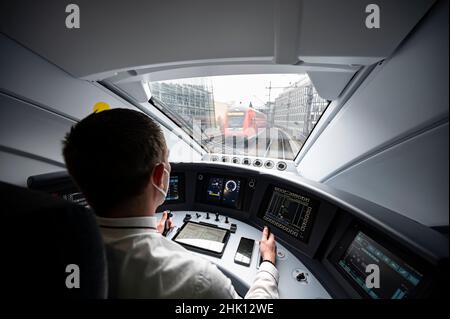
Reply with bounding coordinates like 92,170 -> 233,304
172,221 -> 230,258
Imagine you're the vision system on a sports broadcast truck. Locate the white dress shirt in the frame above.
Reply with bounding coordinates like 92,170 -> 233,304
96,215 -> 279,299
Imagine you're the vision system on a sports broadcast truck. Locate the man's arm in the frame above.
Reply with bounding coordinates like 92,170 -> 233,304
244,227 -> 279,299
197,227 -> 279,299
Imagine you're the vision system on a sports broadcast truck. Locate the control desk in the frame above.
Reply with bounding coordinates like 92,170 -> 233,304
156,210 -> 331,299
27,164 -> 449,299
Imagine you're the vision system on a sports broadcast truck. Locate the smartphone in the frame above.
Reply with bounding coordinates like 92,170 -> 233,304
234,237 -> 255,267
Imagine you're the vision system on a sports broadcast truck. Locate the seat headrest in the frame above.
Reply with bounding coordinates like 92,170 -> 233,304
0,182 -> 107,298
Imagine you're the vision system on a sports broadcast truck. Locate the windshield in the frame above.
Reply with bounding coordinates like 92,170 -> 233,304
227,116 -> 245,128
147,74 -> 329,160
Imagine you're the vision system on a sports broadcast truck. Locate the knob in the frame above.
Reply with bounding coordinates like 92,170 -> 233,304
206,212 -> 210,219
225,216 -> 229,224
215,212 -> 220,222
296,273 -> 306,282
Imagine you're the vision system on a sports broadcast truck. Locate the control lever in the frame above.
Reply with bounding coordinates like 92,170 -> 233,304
206,212 -> 210,219
183,213 -> 192,223
225,216 -> 229,224
196,213 -> 201,219
162,210 -> 173,237
215,212 -> 220,222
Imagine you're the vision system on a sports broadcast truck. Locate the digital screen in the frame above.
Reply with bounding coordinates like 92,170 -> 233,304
206,176 -> 241,208
206,177 -> 223,202
262,187 -> 318,242
337,231 -> 423,299
223,179 -> 241,207
166,175 -> 180,201
173,222 -> 229,254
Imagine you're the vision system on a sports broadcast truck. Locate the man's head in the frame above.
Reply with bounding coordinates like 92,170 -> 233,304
63,108 -> 170,216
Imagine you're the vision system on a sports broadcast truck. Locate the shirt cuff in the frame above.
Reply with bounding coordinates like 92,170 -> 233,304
259,260 -> 279,284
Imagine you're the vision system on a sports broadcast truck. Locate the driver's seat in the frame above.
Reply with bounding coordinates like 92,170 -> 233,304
0,181 -> 108,298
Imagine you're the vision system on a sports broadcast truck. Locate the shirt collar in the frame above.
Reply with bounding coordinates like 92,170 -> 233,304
96,215 -> 158,232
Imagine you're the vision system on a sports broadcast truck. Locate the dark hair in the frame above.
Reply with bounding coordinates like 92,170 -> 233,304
63,108 -> 166,215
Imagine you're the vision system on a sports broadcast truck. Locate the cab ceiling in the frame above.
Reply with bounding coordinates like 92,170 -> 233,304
0,0 -> 435,80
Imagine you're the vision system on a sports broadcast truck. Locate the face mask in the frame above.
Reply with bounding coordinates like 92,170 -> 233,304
152,165 -> 170,199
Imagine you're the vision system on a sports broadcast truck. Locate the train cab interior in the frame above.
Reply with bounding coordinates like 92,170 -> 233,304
0,0 -> 448,300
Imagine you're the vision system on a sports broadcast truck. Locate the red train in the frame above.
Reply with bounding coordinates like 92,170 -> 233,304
223,106 -> 267,139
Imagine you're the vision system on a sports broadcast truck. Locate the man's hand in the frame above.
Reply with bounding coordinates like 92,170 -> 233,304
157,211 -> 174,234
259,226 -> 277,264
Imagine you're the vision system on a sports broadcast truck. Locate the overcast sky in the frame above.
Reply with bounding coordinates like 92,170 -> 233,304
211,74 -> 306,107
161,73 -> 307,108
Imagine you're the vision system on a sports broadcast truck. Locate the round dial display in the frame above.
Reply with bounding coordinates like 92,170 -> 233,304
225,180 -> 237,192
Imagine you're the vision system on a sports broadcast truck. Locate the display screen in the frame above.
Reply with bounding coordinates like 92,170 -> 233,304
173,222 -> 229,254
164,174 -> 184,203
166,175 -> 180,201
337,231 -> 423,299
205,176 -> 241,208
261,187 -> 318,242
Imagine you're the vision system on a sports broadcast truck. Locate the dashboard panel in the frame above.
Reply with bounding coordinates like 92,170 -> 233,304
194,173 -> 252,211
27,162 -> 449,299
159,163 -> 448,299
258,186 -> 320,243
204,176 -> 242,209
328,222 -> 431,299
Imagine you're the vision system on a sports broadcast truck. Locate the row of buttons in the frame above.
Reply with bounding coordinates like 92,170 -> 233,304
264,218 -> 299,237
210,155 -> 287,171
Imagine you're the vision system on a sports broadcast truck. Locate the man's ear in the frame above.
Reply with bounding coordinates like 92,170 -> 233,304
152,163 -> 165,188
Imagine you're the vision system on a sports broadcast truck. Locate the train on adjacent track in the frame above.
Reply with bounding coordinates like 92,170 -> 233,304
223,106 -> 267,140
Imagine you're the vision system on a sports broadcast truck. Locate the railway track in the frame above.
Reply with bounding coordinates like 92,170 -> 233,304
204,127 -> 297,160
